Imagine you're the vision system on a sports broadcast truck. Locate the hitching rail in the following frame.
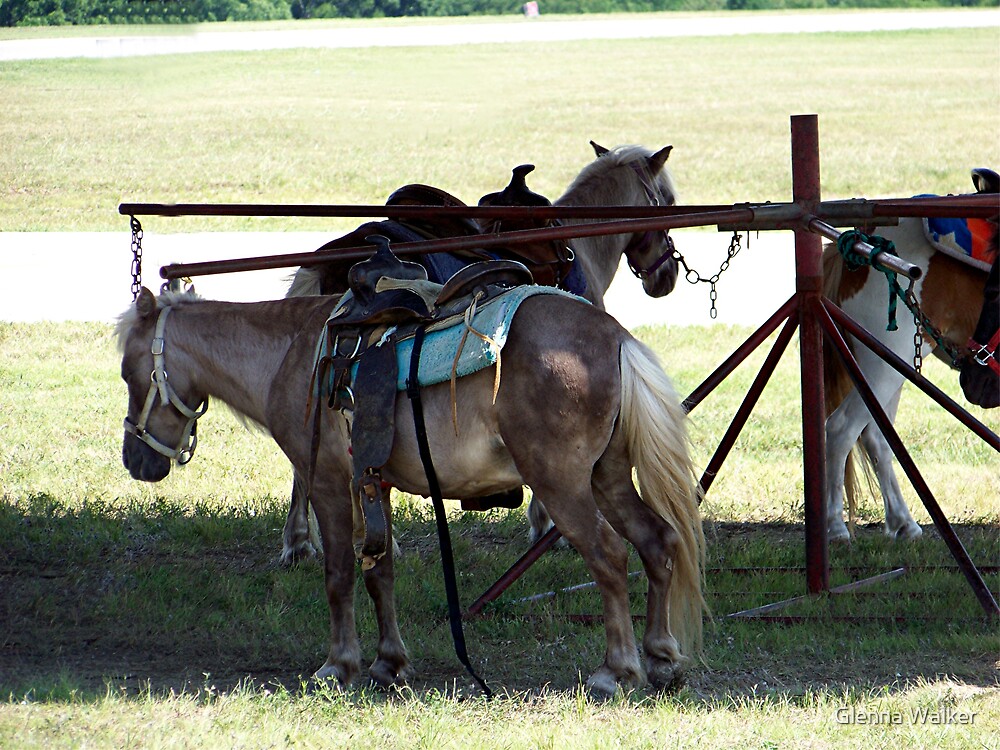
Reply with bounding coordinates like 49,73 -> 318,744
118,114 -> 999,619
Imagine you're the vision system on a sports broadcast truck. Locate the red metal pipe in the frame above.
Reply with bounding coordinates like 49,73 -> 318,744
160,205 -> 771,280
682,295 -> 798,413
121,201 -> 742,221
807,217 -> 922,280
699,314 -> 799,497
465,525 -> 563,618
816,302 -> 1000,617
119,192 -> 998,222
791,114 -> 830,597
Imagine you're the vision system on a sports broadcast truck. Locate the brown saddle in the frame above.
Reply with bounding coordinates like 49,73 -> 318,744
478,164 -> 576,288
386,183 -> 484,240
317,238 -> 534,567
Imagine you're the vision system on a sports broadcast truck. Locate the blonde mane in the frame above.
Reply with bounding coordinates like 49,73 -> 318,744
557,144 -> 678,208
113,288 -> 201,353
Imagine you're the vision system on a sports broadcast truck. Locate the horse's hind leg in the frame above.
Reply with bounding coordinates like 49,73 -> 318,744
360,496 -> 411,688
280,471 -> 320,567
859,390 -> 922,541
526,482 -> 644,696
590,428 -> 685,691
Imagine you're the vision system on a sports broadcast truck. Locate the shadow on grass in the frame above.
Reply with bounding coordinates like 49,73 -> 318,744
1,496 -> 997,704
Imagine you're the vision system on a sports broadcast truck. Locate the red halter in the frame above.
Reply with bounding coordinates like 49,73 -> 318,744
968,330 -> 1000,376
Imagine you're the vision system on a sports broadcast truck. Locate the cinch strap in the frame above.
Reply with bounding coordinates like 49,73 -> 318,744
406,325 -> 492,699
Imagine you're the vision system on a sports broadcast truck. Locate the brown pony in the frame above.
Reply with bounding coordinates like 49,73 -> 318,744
116,286 -> 704,696
280,143 -> 681,563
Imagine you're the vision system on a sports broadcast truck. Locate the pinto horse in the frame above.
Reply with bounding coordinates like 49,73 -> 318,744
117,286 -> 705,696
280,142 -> 681,563
823,170 -> 999,543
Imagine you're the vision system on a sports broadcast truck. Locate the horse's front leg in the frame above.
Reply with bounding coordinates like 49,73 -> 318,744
361,494 -> 411,688
280,470 -> 320,567
309,471 -> 363,689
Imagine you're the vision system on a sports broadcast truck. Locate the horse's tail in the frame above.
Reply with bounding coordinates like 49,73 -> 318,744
619,337 -> 706,657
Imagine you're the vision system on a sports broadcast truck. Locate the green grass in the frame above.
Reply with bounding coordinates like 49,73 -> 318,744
1,24 -> 998,232
1,320 -> 997,747
2,19 -> 999,746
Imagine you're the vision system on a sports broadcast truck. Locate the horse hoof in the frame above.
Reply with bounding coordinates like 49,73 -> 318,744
369,659 -> 412,689
312,660 -> 358,692
646,659 -> 685,693
584,671 -> 620,701
828,525 -> 852,545
307,672 -> 347,695
279,542 -> 318,568
890,523 -> 923,542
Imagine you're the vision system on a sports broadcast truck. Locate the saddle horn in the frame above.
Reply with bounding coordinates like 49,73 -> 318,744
478,164 -> 551,208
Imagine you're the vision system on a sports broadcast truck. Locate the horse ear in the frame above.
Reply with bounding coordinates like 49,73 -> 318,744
590,140 -> 610,157
648,145 -> 673,173
136,287 -> 158,320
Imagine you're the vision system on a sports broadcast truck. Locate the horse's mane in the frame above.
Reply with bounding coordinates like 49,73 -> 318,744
113,288 -> 201,353
556,144 -> 678,207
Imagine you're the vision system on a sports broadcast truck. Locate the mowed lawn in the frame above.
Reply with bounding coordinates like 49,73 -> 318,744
1,15 -> 999,750
0,22 -> 998,232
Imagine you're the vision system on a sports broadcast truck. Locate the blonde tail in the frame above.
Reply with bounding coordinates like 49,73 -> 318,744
619,338 -> 706,656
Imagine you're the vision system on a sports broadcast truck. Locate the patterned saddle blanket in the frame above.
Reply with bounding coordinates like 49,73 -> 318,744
923,214 -> 996,272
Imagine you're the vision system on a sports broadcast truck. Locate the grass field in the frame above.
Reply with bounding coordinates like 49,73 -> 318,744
1,14 -> 999,749
1,318 -> 997,748
1,22 -> 998,233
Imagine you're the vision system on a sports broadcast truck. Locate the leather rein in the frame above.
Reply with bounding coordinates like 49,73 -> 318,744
123,306 -> 209,464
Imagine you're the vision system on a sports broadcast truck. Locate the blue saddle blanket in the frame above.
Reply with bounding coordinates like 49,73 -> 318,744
917,196 -> 996,272
315,285 -> 585,399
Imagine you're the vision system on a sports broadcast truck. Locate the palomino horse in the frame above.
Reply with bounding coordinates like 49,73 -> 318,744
280,142 -> 681,563
823,170 -> 999,543
117,286 -> 705,695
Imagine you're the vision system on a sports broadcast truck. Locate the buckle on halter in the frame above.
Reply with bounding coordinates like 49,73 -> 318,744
972,343 -> 995,366
151,337 -> 165,356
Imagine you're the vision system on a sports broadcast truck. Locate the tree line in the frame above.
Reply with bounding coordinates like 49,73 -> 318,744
0,0 -> 991,28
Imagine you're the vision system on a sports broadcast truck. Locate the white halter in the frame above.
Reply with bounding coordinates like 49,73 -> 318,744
123,305 -> 208,464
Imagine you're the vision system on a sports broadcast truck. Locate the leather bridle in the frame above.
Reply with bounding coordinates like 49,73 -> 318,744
623,161 -> 677,281
123,306 -> 208,464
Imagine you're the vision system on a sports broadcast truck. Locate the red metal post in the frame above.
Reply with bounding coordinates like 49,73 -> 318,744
791,114 -> 829,595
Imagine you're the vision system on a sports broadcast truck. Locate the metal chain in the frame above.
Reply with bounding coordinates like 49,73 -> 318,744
674,231 -> 744,319
130,215 -> 143,301
892,276 -> 962,372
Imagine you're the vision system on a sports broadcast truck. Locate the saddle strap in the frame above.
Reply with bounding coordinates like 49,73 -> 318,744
406,325 -> 492,699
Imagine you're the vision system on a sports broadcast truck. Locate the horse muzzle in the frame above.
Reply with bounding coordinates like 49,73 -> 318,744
122,431 -> 172,482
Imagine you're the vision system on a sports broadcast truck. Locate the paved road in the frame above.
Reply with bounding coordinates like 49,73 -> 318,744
2,230 -> 791,327
1,10 -> 997,61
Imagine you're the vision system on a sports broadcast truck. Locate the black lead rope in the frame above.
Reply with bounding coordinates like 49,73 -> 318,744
406,326 -> 492,700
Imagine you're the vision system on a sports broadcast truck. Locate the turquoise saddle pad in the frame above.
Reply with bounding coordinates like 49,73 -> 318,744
314,285 -> 586,399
